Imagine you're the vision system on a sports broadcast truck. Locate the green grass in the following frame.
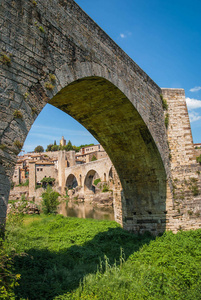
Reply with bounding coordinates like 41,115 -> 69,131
4,215 -> 201,299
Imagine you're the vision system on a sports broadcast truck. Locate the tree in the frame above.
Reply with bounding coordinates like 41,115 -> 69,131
66,140 -> 73,151
51,145 -> 59,151
34,145 -> 44,153
41,177 -> 55,188
46,144 -> 53,152
41,185 -> 60,214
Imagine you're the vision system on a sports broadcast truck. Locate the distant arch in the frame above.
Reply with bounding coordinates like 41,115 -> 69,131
66,174 -> 78,189
84,170 -> 100,193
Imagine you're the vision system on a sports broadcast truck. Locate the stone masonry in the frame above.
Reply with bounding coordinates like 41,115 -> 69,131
0,0 -> 200,234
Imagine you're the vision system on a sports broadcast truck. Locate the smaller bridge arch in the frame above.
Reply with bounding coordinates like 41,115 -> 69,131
84,169 -> 100,193
66,174 -> 78,190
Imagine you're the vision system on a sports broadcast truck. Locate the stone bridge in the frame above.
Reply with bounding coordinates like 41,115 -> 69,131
0,0 -> 199,234
65,157 -> 113,191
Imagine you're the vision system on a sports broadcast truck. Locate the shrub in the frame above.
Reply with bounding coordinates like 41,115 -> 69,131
13,110 -> 23,119
41,185 -> 60,214
102,184 -> 109,193
39,26 -> 45,33
160,94 -> 168,110
91,155 -> 97,161
0,239 -> 21,299
196,155 -> 201,164
0,53 -> 11,65
94,178 -> 101,186
13,140 -> 23,150
41,177 -> 55,187
165,113 -> 169,128
44,82 -> 54,90
49,73 -> 56,82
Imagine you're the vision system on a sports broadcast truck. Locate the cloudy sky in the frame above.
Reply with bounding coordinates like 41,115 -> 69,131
23,0 -> 201,153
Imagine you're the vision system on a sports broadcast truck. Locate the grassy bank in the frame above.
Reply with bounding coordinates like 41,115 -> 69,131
3,215 -> 201,299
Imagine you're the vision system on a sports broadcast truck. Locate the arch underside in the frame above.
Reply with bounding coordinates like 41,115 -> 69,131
50,77 -> 167,229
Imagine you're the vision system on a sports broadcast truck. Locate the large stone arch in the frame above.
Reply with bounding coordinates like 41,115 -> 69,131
0,0 -> 171,233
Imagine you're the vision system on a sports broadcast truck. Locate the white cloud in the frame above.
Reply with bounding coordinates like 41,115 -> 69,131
189,111 -> 201,122
186,97 -> 201,110
120,33 -> 126,38
190,86 -> 201,92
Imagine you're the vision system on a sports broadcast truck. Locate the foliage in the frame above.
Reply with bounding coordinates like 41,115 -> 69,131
0,144 -> 6,151
51,144 -> 59,151
44,82 -> 54,90
91,155 -> 97,161
41,185 -> 60,214
0,239 -> 20,299
66,229 -> 201,300
61,140 -> 74,151
0,53 -> 11,65
34,145 -> 44,153
13,110 -> 23,119
16,179 -> 29,187
31,107 -> 37,115
196,154 -> 201,164
13,140 -> 23,150
160,94 -> 168,110
46,143 -> 53,152
94,178 -> 101,186
49,73 -> 56,82
41,177 -> 55,187
39,26 -> 45,33
165,113 -> 169,128
5,215 -> 152,299
102,183 -> 109,192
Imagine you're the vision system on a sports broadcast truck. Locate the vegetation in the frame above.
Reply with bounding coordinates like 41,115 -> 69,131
94,178 -> 101,186
102,183 -> 109,192
39,26 -> 45,33
41,185 -> 60,214
45,140 -> 94,152
49,73 -> 56,82
13,110 -> 23,119
3,215 -> 201,300
13,140 -> 23,150
41,177 -> 55,187
0,53 -> 11,65
16,179 -> 29,187
160,94 -> 168,110
165,113 -> 169,128
44,82 -> 54,90
196,154 -> 201,164
34,145 -> 44,153
91,155 -> 97,161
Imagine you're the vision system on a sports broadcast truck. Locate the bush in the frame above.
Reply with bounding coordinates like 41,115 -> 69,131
0,239 -> 20,299
94,178 -> 101,186
41,185 -> 60,214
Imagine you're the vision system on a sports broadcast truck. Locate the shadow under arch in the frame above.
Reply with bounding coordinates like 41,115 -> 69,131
84,169 -> 100,193
66,174 -> 78,190
50,76 -> 167,234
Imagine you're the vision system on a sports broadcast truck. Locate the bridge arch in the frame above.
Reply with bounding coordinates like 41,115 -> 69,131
66,174 -> 78,190
84,170 -> 100,193
0,0 -> 171,233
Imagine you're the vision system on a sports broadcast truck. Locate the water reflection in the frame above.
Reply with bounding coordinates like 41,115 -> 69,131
58,201 -> 114,221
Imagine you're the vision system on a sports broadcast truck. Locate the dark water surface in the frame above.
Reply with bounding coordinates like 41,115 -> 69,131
58,201 -> 114,221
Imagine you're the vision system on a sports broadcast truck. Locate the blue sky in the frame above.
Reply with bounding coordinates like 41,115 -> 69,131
23,0 -> 201,153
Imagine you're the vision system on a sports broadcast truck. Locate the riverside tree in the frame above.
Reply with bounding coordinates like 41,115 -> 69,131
41,185 -> 60,214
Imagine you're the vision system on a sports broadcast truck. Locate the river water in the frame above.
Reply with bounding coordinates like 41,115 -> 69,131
58,201 -> 114,221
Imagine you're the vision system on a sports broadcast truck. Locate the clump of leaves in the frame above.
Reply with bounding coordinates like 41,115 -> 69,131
24,92 -> 29,99
13,110 -> 23,119
13,140 -> 23,150
0,53 -> 11,65
94,178 -> 101,186
165,113 -> 169,128
31,107 -> 37,115
160,94 -> 168,110
0,144 -> 6,150
102,184 -> 109,193
39,26 -> 45,33
44,82 -> 54,90
32,0 -> 37,6
196,154 -> 201,164
49,73 -> 56,82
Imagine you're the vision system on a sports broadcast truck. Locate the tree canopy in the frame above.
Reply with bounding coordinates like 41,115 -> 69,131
34,145 -> 44,153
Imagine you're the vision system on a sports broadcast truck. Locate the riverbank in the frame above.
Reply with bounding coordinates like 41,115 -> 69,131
4,215 -> 201,299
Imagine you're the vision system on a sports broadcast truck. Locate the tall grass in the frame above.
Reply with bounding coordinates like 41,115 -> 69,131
4,215 -> 201,299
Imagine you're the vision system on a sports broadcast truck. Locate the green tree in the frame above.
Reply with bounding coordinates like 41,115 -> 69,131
41,177 -> 55,187
46,144 -> 53,152
91,155 -> 97,161
41,185 -> 60,214
66,140 -> 73,151
51,145 -> 59,151
34,145 -> 44,153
